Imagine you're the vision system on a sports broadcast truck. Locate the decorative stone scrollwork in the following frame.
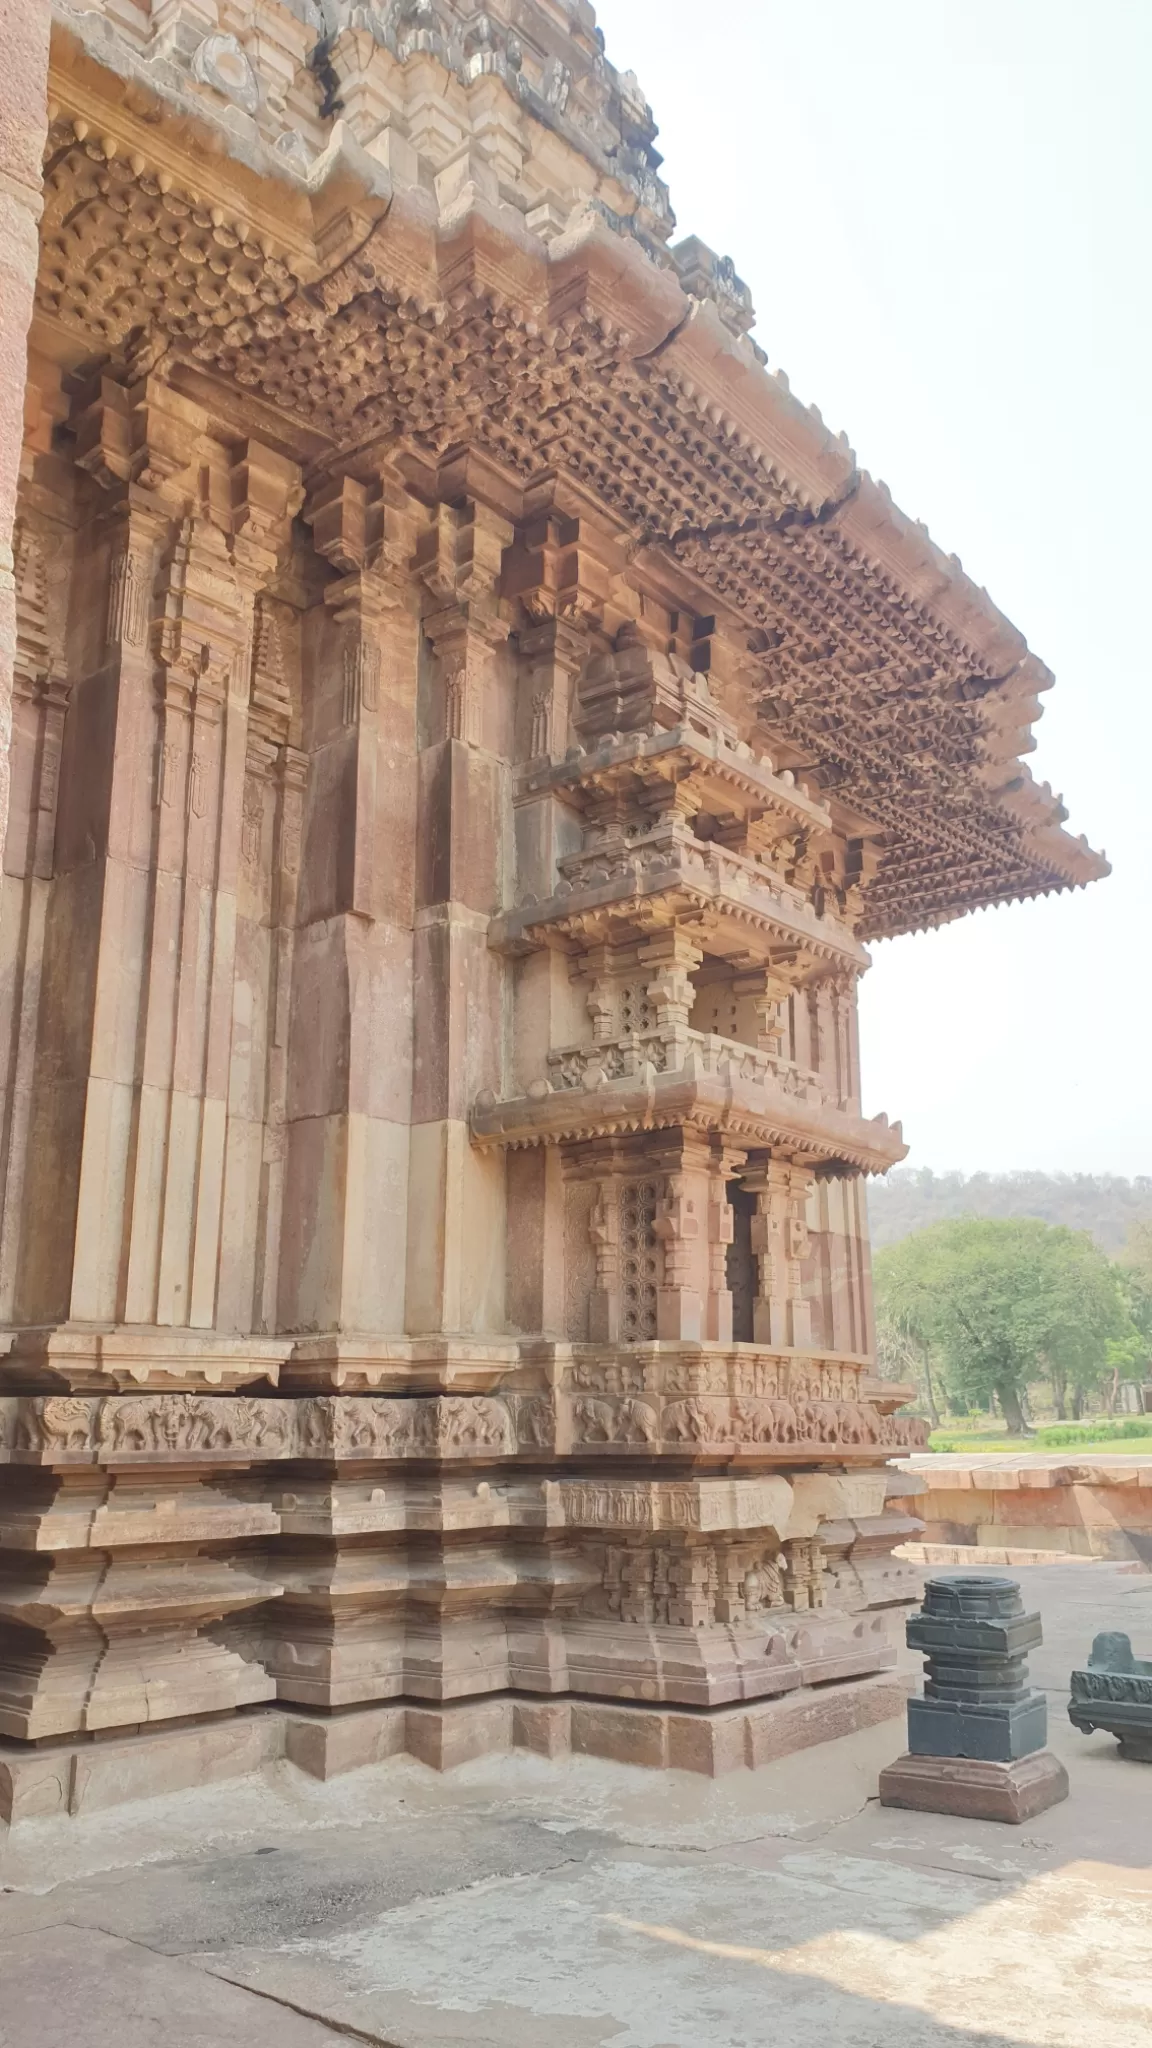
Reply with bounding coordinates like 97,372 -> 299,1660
619,1179 -> 661,1341
241,777 -> 266,875
191,34 -> 261,117
107,546 -> 149,650
342,632 -> 382,725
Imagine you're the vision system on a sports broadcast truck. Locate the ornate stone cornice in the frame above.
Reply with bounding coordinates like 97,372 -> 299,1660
471,1046 -> 905,1175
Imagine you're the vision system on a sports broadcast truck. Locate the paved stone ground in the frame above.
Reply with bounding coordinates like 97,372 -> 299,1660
1,1563 -> 1150,2048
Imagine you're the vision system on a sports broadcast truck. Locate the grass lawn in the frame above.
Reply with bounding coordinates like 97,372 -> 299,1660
928,1418 -> 1152,1455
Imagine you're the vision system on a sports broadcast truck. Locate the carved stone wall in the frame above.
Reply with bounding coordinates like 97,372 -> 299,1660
0,0 -> 1099,1782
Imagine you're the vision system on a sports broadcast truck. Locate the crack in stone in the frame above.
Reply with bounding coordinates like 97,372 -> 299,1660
200,1965 -> 405,2048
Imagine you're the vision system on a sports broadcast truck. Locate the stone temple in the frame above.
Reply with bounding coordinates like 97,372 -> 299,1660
0,0 -> 1105,1804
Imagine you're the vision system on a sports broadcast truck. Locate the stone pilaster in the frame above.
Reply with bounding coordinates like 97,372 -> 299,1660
279,497 -> 419,1344
0,514 -> 69,1321
0,0 -> 51,869
747,1158 -> 816,1349
16,472 -> 175,1324
404,499 -> 513,1337
751,970 -> 793,1062
587,1174 -> 622,1343
653,1140 -> 712,1342
706,1148 -> 745,1343
638,927 -> 702,1074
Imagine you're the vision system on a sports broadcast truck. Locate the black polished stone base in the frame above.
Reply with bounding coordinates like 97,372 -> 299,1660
909,1689 -> 1048,1763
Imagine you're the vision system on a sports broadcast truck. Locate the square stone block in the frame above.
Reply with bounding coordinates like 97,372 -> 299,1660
908,1690 -> 1047,1762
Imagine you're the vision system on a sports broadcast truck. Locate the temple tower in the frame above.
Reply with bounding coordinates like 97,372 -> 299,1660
0,0 -> 1105,1790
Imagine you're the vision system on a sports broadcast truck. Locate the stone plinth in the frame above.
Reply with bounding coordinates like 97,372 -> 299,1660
891,1454 -> 1152,1564
0,1381 -> 908,1741
880,1575 -> 1068,1823
0,1667 -> 914,1821
878,1750 -> 1070,1823
1069,1631 -> 1152,1761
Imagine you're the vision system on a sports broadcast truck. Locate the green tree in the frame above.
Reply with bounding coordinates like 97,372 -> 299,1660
875,1309 -> 943,1427
1114,1223 -> 1152,1408
874,1218 -> 1131,1433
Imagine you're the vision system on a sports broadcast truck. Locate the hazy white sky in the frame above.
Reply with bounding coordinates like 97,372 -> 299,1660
595,0 -> 1152,1176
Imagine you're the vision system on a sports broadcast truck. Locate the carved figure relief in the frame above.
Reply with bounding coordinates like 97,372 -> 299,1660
530,690 -> 551,757
573,1397 -> 659,1446
783,1538 -> 827,1611
598,1540 -> 786,1629
437,1397 -> 516,1456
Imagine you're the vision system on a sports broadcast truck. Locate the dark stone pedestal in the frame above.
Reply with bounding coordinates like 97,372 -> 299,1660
881,1574 -> 1069,1824
1069,1631 -> 1152,1761
905,1573 -> 1047,1761
907,1691 -> 1048,1761
879,1750 -> 1070,1824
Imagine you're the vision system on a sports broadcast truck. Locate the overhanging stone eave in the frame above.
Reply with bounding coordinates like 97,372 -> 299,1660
33,46 -> 905,559
470,1073 -> 906,1174
563,1338 -> 874,1372
514,725 -> 833,835
862,848 -> 1111,941
47,8 -> 1101,772
491,879 -> 869,973
1026,834 -> 1111,891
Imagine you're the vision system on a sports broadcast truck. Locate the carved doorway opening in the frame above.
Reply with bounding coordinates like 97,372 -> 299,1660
727,1182 -> 757,1342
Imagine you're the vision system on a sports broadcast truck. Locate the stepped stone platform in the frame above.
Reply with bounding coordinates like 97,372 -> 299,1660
0,1666 -> 914,1823
1,1565 -> 1149,2048
892,1454 -> 1152,1566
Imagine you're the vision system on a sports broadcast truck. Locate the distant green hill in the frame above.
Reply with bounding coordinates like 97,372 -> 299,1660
868,1170 -> 1152,1255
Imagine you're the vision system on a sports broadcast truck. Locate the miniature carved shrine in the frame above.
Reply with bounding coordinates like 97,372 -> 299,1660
0,1 -> 1106,1792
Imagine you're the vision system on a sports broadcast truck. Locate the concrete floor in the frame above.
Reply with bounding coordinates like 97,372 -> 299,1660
1,1564 -> 1150,2048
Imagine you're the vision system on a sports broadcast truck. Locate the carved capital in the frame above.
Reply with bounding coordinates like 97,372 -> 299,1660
74,373 -> 207,506
502,512 -> 612,628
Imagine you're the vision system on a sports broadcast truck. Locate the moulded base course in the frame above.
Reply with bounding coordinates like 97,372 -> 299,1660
284,1671 -> 913,1779
0,1671 -> 915,1823
878,1749 -> 1070,1824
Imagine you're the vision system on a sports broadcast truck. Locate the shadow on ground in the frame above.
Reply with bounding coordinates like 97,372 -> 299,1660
0,1563 -> 1148,2047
